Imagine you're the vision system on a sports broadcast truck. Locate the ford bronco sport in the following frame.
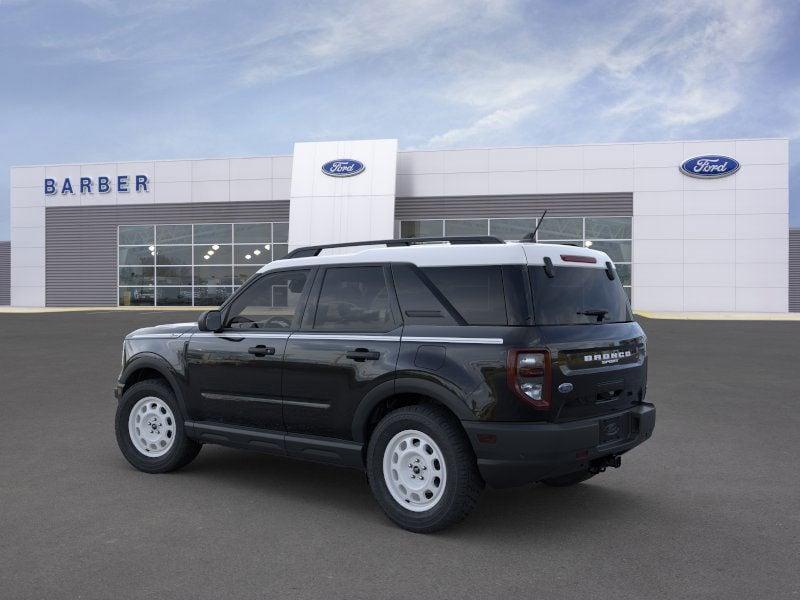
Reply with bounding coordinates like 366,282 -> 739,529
115,236 -> 654,532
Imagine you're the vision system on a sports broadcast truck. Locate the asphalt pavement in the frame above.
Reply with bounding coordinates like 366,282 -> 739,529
1,311 -> 798,599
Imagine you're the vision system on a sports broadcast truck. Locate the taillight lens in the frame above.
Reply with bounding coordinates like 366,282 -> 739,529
508,350 -> 551,409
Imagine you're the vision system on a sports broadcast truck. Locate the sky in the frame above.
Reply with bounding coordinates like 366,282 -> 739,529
1,0 -> 799,237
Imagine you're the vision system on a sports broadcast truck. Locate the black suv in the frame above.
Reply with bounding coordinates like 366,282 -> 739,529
115,236 -> 654,532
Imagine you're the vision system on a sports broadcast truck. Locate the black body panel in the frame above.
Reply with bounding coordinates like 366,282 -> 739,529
282,330 -> 402,438
116,255 -> 654,489
184,332 -> 288,430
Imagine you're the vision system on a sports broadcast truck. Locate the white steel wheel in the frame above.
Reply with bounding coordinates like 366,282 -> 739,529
383,429 -> 447,512
128,396 -> 176,458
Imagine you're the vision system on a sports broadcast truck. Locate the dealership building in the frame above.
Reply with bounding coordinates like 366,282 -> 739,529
3,137 -> 798,312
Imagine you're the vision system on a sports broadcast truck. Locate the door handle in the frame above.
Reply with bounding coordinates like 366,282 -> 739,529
346,349 -> 380,362
248,345 -> 276,357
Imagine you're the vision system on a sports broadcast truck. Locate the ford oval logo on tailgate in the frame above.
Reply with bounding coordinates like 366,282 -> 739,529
321,159 -> 365,177
680,155 -> 740,178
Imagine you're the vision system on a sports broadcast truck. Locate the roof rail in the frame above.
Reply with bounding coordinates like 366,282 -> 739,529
283,236 -> 505,259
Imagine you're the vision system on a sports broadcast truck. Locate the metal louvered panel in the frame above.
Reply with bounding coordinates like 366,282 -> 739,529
790,228 -> 800,313
45,201 -> 290,307
0,241 -> 10,306
394,193 -> 633,219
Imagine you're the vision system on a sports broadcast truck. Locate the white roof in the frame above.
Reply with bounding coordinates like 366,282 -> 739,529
258,242 -> 613,272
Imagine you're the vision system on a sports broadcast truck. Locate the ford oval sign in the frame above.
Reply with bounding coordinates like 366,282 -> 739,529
321,159 -> 365,177
680,155 -> 740,178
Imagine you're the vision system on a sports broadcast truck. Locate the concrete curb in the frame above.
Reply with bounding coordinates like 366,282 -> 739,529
0,306 -> 208,314
636,311 -> 800,321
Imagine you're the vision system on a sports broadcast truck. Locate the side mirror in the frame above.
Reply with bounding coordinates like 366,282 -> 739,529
198,310 -> 223,332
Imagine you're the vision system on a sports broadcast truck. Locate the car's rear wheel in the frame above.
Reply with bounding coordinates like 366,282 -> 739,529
367,404 -> 484,533
115,379 -> 201,473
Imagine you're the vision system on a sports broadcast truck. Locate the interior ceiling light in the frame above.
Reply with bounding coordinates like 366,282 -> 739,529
203,255 -> 210,260
212,244 -> 220,251
245,254 -> 252,260
148,245 -> 155,251
208,250 -> 215,256
264,244 -> 270,250
584,240 -> 594,247
253,249 -> 261,256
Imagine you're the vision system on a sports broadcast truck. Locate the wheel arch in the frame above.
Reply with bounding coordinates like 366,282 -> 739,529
351,378 -> 473,444
120,353 -> 188,417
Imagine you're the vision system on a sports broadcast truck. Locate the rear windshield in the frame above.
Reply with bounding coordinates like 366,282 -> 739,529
529,265 -> 632,325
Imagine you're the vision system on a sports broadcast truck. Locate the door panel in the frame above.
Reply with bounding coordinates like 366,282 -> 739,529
282,332 -> 402,438
185,332 -> 288,429
184,268 -> 313,431
282,264 -> 402,439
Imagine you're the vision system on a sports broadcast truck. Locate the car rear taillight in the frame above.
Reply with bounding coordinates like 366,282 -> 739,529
507,349 -> 551,409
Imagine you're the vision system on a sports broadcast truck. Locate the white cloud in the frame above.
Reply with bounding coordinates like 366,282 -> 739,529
423,0 -> 786,146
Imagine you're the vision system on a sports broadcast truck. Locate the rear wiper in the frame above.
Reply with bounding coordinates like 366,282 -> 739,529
577,309 -> 608,323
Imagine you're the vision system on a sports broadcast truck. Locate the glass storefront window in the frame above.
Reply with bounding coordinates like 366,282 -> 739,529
156,246 -> 192,266
118,222 -> 286,306
119,267 -> 154,286
194,244 -> 232,265
273,222 -> 289,243
234,223 -> 270,244
444,219 -> 488,236
536,217 -> 583,240
156,224 -> 192,245
489,218 -> 537,241
194,286 -> 233,306
119,287 -> 154,306
400,220 -> 443,238
119,246 -> 154,266
194,223 -> 231,245
398,215 -> 633,292
234,244 -> 270,265
585,217 -> 631,239
157,287 -> 192,306
156,267 -> 192,286
119,225 -> 153,245
194,266 -> 232,286
586,240 -> 631,262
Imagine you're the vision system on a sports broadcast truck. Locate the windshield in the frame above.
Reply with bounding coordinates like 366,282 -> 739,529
529,265 -> 632,325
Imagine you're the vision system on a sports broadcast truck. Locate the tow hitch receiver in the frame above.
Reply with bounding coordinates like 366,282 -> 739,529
589,455 -> 622,474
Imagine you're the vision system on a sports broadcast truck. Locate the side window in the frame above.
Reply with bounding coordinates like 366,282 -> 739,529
226,270 -> 310,330
313,266 -> 394,332
391,264 -> 457,326
422,266 -> 508,326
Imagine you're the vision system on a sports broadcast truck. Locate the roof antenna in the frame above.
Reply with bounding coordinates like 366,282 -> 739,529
521,209 -> 547,242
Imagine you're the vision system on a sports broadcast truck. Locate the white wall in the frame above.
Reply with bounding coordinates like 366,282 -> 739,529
10,138 -> 789,311
9,155 -> 292,306
288,139 -> 398,250
396,138 -> 789,312
630,139 -> 788,312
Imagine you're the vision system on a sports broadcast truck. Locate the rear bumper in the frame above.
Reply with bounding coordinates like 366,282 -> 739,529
462,403 -> 655,488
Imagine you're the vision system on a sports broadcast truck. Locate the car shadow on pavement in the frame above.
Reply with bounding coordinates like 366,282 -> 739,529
165,445 -> 646,537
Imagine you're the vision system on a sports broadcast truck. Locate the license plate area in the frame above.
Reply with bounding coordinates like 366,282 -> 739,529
599,415 -> 627,445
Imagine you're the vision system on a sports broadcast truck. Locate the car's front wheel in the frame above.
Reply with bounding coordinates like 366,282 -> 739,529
367,404 -> 484,533
115,378 -> 201,473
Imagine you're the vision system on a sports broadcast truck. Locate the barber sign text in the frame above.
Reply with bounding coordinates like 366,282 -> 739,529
44,175 -> 149,195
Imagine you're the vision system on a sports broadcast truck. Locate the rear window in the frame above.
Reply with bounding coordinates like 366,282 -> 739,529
422,266 -> 507,326
529,265 -> 632,325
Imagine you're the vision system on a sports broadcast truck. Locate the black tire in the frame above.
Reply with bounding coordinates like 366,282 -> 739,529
115,378 -> 201,474
541,470 -> 596,487
367,404 -> 484,533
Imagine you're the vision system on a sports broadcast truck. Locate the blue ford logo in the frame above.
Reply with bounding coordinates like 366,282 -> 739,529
558,382 -> 574,394
321,159 -> 365,177
680,155 -> 740,178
